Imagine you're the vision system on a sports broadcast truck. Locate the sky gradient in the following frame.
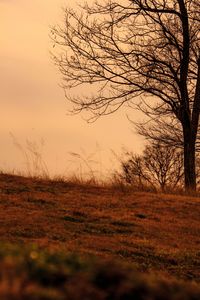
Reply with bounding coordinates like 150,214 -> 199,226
0,0 -> 144,178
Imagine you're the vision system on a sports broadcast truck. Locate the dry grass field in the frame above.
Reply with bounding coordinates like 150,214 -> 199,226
0,173 -> 200,299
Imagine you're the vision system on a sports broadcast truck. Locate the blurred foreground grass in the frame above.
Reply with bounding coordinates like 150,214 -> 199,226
0,243 -> 200,300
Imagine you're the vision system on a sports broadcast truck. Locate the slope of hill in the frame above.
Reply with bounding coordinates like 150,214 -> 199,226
0,173 -> 200,299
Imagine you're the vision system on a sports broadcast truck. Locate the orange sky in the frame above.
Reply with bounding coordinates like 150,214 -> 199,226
0,0 -> 144,178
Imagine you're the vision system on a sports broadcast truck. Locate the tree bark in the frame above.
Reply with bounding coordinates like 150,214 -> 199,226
183,124 -> 196,191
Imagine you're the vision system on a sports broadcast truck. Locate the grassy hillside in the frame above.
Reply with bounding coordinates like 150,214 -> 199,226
0,173 -> 200,299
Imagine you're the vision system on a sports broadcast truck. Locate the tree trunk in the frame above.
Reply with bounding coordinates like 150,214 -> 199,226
183,125 -> 196,191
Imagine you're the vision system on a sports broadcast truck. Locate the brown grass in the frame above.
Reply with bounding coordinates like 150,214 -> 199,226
0,173 -> 200,282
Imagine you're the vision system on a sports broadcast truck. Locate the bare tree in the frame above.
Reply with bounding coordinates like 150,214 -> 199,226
134,115 -> 200,152
118,153 -> 149,187
52,0 -> 200,191
131,115 -> 184,149
143,142 -> 184,191
118,142 -> 184,191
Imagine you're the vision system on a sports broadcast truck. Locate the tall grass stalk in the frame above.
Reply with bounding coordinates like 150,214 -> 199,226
10,133 -> 49,179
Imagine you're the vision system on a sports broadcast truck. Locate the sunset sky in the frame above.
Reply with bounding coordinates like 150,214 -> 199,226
0,0 -> 144,178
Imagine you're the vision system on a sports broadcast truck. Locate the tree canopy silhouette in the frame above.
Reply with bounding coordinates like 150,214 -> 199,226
52,0 -> 200,191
